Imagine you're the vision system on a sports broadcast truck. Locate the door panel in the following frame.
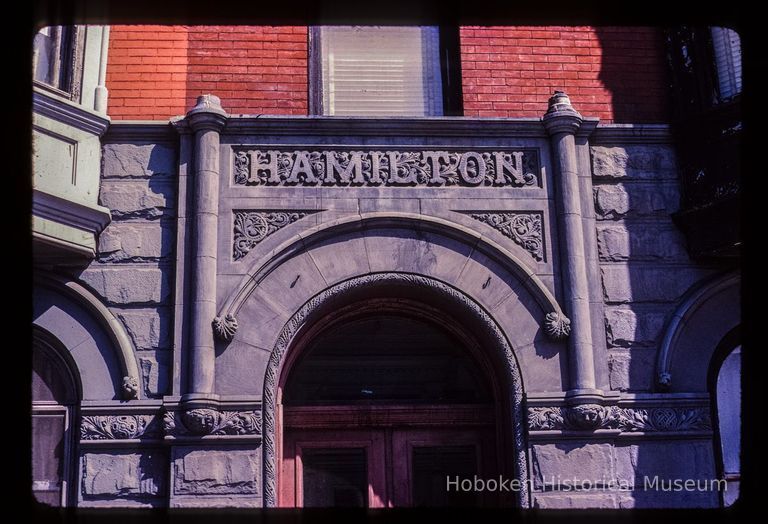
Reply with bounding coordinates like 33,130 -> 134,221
282,429 -> 387,507
283,426 -> 496,507
302,447 -> 368,507
391,428 -> 496,507
411,445 -> 478,507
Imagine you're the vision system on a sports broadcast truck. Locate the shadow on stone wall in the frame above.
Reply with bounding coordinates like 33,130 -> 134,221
590,140 -> 721,507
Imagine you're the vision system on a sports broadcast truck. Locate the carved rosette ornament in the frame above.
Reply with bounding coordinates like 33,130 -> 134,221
527,405 -> 711,432
163,408 -> 262,437
80,415 -> 161,440
465,212 -> 544,261
122,376 -> 139,399
213,314 -> 238,341
543,311 -> 571,340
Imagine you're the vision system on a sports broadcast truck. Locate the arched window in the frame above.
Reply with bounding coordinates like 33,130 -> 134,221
32,332 -> 79,507
714,344 -> 741,506
284,315 -> 492,405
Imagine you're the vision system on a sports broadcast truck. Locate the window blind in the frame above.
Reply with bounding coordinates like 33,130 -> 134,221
710,27 -> 742,101
319,26 -> 444,116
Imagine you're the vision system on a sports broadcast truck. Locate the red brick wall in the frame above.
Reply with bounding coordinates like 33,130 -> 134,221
460,26 -> 669,122
106,25 -> 308,120
107,25 -> 188,120
107,25 -> 667,123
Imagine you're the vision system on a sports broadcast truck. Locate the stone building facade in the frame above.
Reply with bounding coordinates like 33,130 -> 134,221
31,23 -> 741,509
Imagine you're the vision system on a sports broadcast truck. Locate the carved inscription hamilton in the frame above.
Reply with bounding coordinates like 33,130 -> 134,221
234,148 -> 540,187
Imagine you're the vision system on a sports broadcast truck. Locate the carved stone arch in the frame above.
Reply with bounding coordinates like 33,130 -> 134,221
221,212 -> 566,325
261,272 -> 530,508
33,273 -> 142,400
656,271 -> 740,392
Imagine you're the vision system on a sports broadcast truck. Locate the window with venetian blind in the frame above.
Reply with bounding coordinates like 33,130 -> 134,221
313,26 -> 445,116
710,27 -> 742,101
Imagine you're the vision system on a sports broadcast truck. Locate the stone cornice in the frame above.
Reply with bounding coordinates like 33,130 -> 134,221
106,117 -> 641,143
102,122 -> 177,142
32,189 -> 112,235
32,88 -> 110,136
222,116 -> 550,138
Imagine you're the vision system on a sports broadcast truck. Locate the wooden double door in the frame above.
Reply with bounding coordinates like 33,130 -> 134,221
279,405 -> 499,508
279,314 -> 505,507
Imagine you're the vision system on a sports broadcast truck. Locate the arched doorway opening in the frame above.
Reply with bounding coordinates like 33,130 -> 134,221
276,297 -> 509,507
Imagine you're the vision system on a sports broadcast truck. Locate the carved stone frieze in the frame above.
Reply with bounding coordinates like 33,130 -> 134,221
527,405 -> 712,432
464,212 -> 544,261
163,408 -> 262,437
233,211 -> 316,261
80,414 -> 162,440
234,148 -> 539,188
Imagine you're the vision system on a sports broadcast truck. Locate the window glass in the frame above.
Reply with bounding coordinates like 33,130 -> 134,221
284,316 -> 492,405
318,26 -> 444,116
716,345 -> 740,506
31,338 -> 77,506
32,26 -> 72,91
710,27 -> 742,101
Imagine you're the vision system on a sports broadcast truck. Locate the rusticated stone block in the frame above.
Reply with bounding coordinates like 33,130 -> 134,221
614,441 -> 716,486
533,493 -> 618,509
593,183 -> 679,220
531,443 -> 615,489
594,185 -> 630,218
600,265 -> 709,304
103,143 -> 176,178
138,352 -> 170,397
117,308 -> 172,350
98,222 -> 174,261
596,225 -> 688,262
607,349 -> 656,391
79,268 -> 171,305
174,449 -> 260,495
82,451 -> 166,498
604,308 -> 667,348
591,145 -> 677,180
617,490 -> 718,508
99,181 -> 175,219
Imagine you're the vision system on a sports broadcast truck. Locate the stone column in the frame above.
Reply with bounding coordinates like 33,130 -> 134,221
542,91 -> 598,397
184,95 -> 227,401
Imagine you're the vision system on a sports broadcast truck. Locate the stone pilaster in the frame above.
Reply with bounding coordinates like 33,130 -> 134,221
542,91 -> 600,401
183,95 -> 227,402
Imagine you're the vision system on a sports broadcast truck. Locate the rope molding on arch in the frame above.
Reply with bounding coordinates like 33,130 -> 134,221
261,272 -> 531,508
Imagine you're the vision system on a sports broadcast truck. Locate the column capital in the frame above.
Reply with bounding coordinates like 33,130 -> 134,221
186,94 -> 228,132
542,91 -> 583,136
